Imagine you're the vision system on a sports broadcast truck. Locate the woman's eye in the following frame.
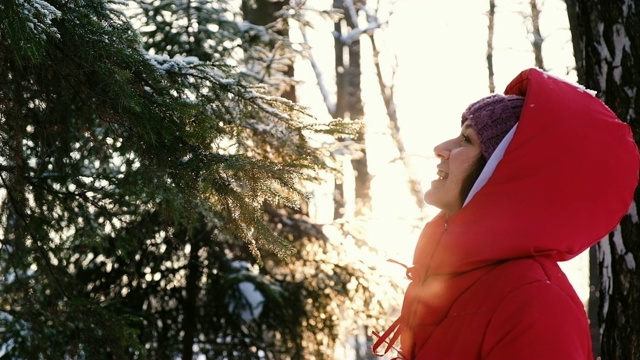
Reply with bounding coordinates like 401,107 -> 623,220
461,135 -> 470,144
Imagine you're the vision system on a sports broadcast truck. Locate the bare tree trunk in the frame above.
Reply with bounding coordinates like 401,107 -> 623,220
527,0 -> 545,70
566,1 -> 640,358
333,0 -> 348,220
486,0 -> 496,93
369,33 -> 424,209
345,1 -> 371,217
181,238 -> 198,359
180,222 -> 213,360
332,0 -> 371,219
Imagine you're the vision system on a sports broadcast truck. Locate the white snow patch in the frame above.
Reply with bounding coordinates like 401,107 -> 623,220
229,281 -> 265,322
594,23 -> 612,91
624,86 -> 637,99
623,87 -> 637,121
622,0 -> 635,18
0,310 -> 30,357
16,0 -> 61,40
145,54 -> 201,73
576,86 -> 597,97
596,234 -> 612,320
0,338 -> 13,358
230,260 -> 250,270
629,200 -> 639,224
612,24 -> 631,84
611,224 -> 636,270
227,261 -> 265,322
624,253 -> 636,271
611,224 -> 624,256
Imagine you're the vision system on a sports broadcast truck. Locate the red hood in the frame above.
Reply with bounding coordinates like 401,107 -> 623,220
428,68 -> 639,275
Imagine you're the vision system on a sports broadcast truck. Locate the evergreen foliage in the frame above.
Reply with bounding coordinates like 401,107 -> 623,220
0,0 -> 396,358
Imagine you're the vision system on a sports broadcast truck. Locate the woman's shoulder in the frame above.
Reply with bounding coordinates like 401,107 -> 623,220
451,257 -> 582,315
479,258 -> 592,359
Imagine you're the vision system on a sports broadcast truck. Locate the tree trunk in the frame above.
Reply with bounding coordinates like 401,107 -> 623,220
332,0 -> 371,219
486,0 -> 496,93
565,1 -> 640,358
241,0 -> 296,101
527,0 -> 545,70
588,245 -> 601,356
181,225 -> 206,360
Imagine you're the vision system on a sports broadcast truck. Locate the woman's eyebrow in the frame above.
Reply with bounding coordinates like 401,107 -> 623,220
462,122 -> 474,131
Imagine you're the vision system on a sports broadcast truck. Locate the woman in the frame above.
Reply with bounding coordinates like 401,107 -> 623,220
372,68 -> 639,359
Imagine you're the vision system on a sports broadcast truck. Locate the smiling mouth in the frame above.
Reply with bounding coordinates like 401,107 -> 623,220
437,170 -> 448,180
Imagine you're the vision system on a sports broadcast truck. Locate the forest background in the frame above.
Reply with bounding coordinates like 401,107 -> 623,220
1,0 -> 638,359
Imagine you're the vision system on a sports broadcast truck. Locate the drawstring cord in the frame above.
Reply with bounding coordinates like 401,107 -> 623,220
372,317 -> 406,359
371,259 -> 413,359
373,215 -> 447,359
386,258 -> 414,280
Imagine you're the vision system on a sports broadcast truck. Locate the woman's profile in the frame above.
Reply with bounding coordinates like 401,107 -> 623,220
372,68 -> 639,360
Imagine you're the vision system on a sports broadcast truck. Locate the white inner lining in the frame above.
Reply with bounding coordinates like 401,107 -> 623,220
463,124 -> 519,206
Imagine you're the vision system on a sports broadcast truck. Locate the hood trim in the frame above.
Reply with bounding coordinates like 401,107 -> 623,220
463,124 -> 518,207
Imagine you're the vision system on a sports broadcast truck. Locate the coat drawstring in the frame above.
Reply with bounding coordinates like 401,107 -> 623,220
372,317 -> 405,358
371,259 -> 413,359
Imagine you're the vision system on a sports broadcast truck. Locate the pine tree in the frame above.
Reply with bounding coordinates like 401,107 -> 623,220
1,0 -> 397,358
0,0 -> 354,357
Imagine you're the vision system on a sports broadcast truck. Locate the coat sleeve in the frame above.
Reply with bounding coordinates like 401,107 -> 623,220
482,281 -> 592,360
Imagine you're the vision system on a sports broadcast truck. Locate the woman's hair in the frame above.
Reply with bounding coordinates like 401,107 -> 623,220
459,153 -> 488,206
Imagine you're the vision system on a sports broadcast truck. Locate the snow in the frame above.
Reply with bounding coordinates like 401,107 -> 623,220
611,24 -> 631,84
622,0 -> 636,18
239,22 -> 270,42
0,310 -> 30,358
592,223 -> 638,334
598,222 -> 638,321
612,224 -> 636,270
0,337 -> 14,358
227,261 -> 265,322
597,234 -> 612,318
624,253 -> 636,271
594,23 -> 611,91
16,0 -> 62,41
629,200 -> 638,224
230,260 -> 251,271
235,281 -> 265,322
576,86 -> 598,97
145,54 -> 202,74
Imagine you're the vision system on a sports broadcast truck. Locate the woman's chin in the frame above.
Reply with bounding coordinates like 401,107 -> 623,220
423,188 -> 460,215
423,188 -> 438,206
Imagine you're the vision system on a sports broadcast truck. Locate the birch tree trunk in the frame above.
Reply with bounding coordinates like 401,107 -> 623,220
486,0 -> 496,93
527,0 -> 545,70
565,1 -> 640,358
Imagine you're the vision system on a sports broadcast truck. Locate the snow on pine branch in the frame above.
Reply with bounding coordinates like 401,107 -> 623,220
145,54 -> 203,75
10,0 -> 61,41
226,261 -> 265,323
144,52 -> 297,117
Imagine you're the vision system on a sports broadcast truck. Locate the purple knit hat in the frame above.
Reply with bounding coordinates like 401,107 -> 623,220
461,94 -> 525,159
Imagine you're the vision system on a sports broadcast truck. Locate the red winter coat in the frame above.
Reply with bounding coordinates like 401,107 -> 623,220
373,68 -> 639,360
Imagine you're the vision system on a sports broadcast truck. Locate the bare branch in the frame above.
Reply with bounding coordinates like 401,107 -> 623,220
368,32 -> 424,209
297,24 -> 336,115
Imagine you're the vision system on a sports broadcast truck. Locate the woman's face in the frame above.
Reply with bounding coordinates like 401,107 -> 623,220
424,122 -> 483,216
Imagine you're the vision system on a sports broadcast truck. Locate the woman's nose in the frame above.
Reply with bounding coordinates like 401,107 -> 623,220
434,140 -> 451,159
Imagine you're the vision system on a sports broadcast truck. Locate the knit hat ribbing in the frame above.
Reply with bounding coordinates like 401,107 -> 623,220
461,94 -> 525,159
